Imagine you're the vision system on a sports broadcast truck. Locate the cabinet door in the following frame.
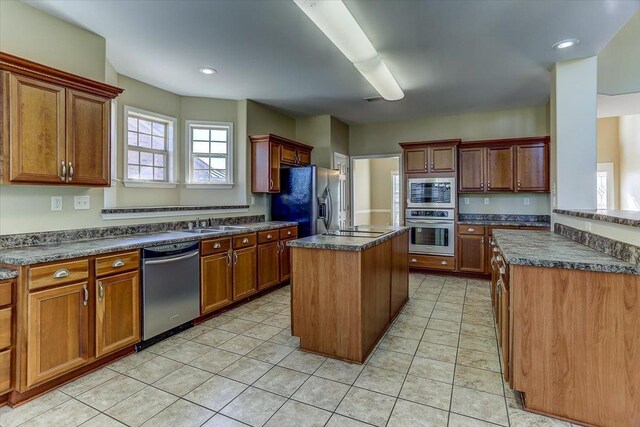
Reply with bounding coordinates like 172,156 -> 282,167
404,148 -> 427,173
279,239 -> 293,282
459,148 -> 484,192
201,252 -> 233,314
499,279 -> 510,382
233,246 -> 257,300
485,147 -> 514,191
428,146 -> 456,173
297,149 -> 311,165
95,271 -> 140,358
269,143 -> 281,192
27,282 -> 89,387
516,144 -> 548,191
390,232 -> 409,318
457,234 -> 485,273
8,74 -> 66,184
281,145 -> 297,165
258,242 -> 280,290
66,90 -> 110,186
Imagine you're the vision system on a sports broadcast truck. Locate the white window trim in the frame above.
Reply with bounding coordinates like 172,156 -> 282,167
184,120 -> 234,189
123,105 -> 178,189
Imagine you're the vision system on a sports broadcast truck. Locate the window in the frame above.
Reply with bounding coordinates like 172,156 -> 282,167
596,172 -> 608,209
124,106 -> 176,188
596,162 -> 615,210
186,121 -> 234,188
391,171 -> 400,226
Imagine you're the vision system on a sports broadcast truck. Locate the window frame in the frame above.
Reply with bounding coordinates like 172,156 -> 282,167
184,120 -> 234,189
123,106 -> 177,188
391,170 -> 400,226
596,162 -> 615,210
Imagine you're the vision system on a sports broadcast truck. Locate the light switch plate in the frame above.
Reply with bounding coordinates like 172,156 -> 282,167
484,197 -> 490,205
585,221 -> 592,231
524,197 -> 530,206
74,195 -> 90,210
51,196 -> 62,211
464,197 -> 470,205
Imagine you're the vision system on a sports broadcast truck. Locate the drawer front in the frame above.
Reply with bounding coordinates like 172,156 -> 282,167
233,233 -> 257,249
201,238 -> 231,256
279,227 -> 298,240
258,230 -> 279,244
409,254 -> 456,271
0,281 -> 12,307
0,349 -> 10,394
459,225 -> 485,235
28,259 -> 88,291
0,307 -> 11,350
95,251 -> 140,277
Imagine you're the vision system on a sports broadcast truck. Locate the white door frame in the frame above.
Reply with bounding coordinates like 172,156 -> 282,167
349,153 -> 403,227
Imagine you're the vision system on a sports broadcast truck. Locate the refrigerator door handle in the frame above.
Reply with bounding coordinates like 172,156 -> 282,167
326,186 -> 333,230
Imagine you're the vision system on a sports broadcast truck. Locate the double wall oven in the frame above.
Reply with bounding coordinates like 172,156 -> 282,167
406,208 -> 455,256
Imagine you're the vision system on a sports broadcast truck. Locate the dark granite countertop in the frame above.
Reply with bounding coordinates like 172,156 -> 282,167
0,268 -> 18,280
553,209 -> 640,228
0,221 -> 297,266
287,226 -> 409,252
493,229 -> 640,275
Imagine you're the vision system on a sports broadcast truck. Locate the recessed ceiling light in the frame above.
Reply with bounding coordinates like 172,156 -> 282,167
553,39 -> 579,50
199,67 -> 217,75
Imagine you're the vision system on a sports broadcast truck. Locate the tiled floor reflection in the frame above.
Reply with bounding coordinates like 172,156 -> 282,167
0,274 -> 578,427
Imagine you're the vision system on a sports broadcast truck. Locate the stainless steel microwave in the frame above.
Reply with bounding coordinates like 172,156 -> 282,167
407,177 -> 455,208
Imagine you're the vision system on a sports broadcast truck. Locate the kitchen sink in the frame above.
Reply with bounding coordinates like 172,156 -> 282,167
182,225 -> 248,233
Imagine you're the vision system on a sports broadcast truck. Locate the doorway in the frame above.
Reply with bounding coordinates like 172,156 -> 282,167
351,155 -> 401,227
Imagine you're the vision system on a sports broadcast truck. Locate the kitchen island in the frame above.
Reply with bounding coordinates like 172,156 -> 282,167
491,230 -> 640,427
288,226 -> 409,363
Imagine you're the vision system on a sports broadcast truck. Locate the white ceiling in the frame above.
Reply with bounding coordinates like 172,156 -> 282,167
25,0 -> 639,124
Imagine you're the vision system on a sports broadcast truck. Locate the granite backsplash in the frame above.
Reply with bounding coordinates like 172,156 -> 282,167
554,223 -> 640,266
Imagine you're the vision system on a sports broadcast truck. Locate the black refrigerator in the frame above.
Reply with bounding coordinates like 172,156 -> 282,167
271,165 -> 340,237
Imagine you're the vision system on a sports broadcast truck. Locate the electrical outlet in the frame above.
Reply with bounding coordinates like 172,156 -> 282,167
464,197 -> 470,205
74,195 -> 90,210
484,197 -> 490,205
251,196 -> 255,205
51,196 -> 62,211
585,221 -> 592,231
552,183 -> 556,195
524,197 -> 530,206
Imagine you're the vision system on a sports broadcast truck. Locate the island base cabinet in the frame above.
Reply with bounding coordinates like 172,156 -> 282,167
510,265 -> 640,427
95,271 -> 140,358
390,232 -> 409,318
26,282 -> 90,388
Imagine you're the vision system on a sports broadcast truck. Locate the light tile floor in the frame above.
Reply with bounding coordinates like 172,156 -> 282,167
0,273 -> 579,427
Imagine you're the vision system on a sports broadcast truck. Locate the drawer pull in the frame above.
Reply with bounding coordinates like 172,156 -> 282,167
213,243 -> 221,249
242,238 -> 249,244
441,261 -> 448,265
98,281 -> 104,301
53,269 -> 70,279
499,267 -> 506,275
112,259 -> 125,268
410,258 -> 417,263
267,234 -> 273,239
467,228 -> 475,232
287,231 -> 292,235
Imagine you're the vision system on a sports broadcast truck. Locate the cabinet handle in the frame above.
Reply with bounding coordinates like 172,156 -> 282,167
424,163 -> 428,170
441,260 -> 448,265
214,242 -> 221,249
499,267 -> 506,275
487,181 -> 491,189
227,251 -> 232,266
60,161 -> 67,182
493,247 -> 500,253
481,181 -> 484,190
53,269 -> 70,279
270,179 -> 274,190
481,237 -> 485,245
281,242 -> 285,251
267,234 -> 272,239
234,252 -> 238,264
517,180 -> 521,189
242,238 -> 249,244
98,281 -> 104,301
112,259 -> 125,268
68,162 -> 74,182
467,228 -> 475,232
287,231 -> 291,235
83,284 -> 88,306
430,162 -> 434,170
410,258 -> 417,263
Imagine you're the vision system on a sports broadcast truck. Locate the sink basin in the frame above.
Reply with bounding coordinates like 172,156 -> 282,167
182,225 -> 248,233
182,228 -> 220,234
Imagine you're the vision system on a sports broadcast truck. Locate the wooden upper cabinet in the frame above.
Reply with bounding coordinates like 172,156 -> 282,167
459,147 -> 484,192
516,144 -> 548,191
400,140 -> 460,174
26,282 -> 90,387
0,52 -> 122,186
95,271 -> 140,358
486,146 -> 514,191
7,73 -> 66,184
250,134 -> 314,193
66,90 -> 110,186
201,251 -> 233,314
404,148 -> 427,173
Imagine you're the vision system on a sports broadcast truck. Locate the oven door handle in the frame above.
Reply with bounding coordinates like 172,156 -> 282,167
407,220 -> 454,225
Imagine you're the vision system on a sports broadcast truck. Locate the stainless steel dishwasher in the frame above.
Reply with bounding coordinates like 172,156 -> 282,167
141,241 -> 200,341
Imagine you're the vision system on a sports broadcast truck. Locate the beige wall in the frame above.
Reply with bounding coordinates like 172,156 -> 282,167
353,159 -> 371,225
458,194 -> 550,215
619,114 -> 640,210
349,105 -> 549,156
598,12 -> 640,95
330,117 -> 350,159
295,115 -> 332,168
352,157 -> 399,226
596,117 -> 621,209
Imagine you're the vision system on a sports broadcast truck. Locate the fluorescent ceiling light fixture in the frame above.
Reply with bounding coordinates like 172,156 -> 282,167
553,39 -> 579,49
199,67 -> 217,75
293,0 -> 404,101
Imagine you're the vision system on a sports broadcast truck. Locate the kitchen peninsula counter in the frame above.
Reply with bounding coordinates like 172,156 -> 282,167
290,227 -> 409,363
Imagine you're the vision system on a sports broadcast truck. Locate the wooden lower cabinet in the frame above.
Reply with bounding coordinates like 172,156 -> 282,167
0,349 -> 10,393
258,242 -> 280,290
201,251 -> 233,314
95,271 -> 140,358
457,234 -> 485,273
26,282 -> 90,388
390,232 -> 409,318
233,246 -> 257,300
279,239 -> 293,282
